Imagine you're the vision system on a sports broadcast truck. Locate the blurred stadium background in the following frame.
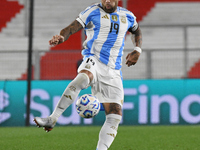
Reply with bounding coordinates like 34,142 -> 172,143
1,1 -> 200,149
1,0 -> 200,128
1,0 -> 200,80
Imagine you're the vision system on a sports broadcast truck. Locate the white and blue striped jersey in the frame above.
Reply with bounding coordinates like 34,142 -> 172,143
76,3 -> 138,70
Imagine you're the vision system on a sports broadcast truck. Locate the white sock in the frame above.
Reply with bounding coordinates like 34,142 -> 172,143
50,73 -> 90,120
96,114 -> 122,150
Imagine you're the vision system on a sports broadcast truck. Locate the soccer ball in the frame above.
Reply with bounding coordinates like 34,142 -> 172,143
76,94 -> 100,118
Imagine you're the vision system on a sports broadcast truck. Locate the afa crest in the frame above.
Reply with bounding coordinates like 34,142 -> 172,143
112,15 -> 118,22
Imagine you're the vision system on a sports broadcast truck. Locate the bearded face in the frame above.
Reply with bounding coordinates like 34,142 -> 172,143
101,0 -> 119,13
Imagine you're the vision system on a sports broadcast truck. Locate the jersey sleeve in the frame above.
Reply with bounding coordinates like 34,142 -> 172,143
76,4 -> 97,28
127,12 -> 138,33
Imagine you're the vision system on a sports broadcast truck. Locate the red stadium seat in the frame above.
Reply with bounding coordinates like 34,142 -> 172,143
0,0 -> 23,32
40,51 -> 82,80
38,31 -> 82,80
50,31 -> 82,51
188,60 -> 200,78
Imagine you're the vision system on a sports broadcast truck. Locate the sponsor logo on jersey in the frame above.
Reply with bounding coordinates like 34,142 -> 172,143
102,14 -> 109,19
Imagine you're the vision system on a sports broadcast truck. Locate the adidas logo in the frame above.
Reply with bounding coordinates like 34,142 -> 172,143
64,94 -> 72,100
102,14 -> 109,19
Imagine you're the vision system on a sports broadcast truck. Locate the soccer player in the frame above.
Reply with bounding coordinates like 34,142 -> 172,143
34,0 -> 142,149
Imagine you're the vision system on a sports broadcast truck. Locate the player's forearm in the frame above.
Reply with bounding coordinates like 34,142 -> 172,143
126,26 -> 142,66
132,26 -> 142,48
60,20 -> 83,42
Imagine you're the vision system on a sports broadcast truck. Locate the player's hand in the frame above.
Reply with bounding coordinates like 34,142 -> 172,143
125,50 -> 140,67
49,35 -> 64,46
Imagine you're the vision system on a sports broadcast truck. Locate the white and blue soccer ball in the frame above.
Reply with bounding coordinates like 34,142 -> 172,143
76,94 -> 100,118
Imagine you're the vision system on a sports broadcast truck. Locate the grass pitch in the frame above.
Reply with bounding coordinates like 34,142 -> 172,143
0,125 -> 200,150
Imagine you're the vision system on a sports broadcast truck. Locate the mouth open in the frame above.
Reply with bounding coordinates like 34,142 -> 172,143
103,3 -> 116,13
106,4 -> 112,9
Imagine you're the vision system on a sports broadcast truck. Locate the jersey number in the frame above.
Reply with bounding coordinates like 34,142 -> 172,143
86,58 -> 95,66
110,23 -> 119,34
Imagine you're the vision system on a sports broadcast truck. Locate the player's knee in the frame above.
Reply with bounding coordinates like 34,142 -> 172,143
79,69 -> 93,83
104,103 -> 122,116
71,73 -> 90,90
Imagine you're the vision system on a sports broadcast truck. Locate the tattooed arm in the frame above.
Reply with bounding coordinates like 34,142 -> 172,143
49,20 -> 83,46
126,26 -> 142,67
